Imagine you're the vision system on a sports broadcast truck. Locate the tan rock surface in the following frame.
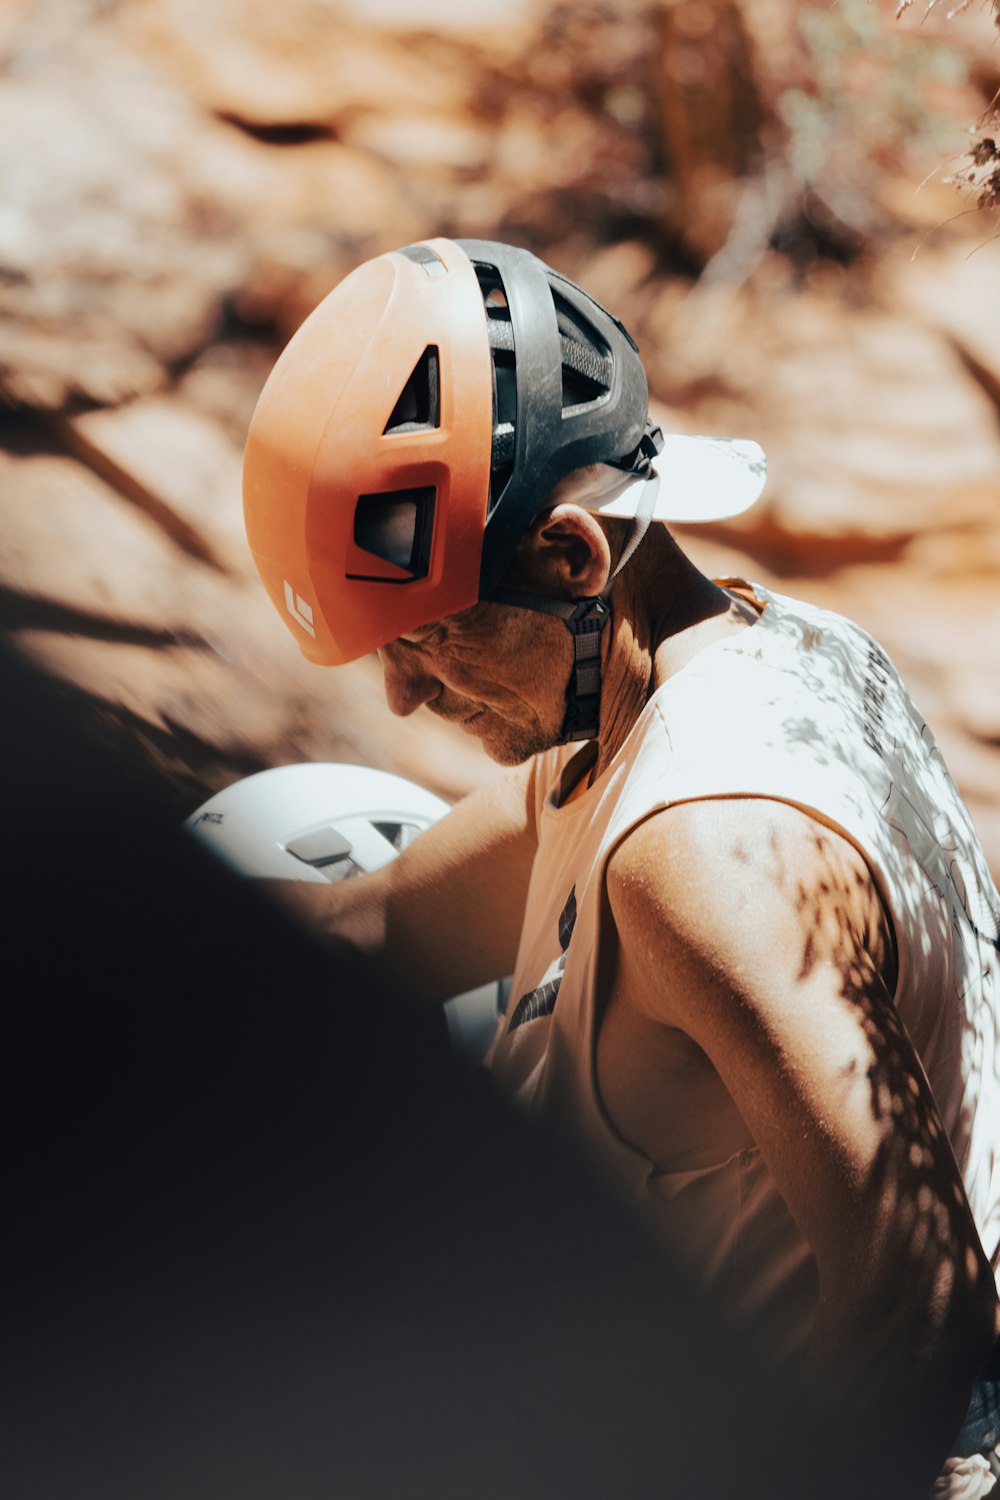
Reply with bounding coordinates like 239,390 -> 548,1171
0,35 -> 253,408
123,0 -> 482,126
60,399 -> 249,575
0,437 -> 207,632
879,240 -> 1000,409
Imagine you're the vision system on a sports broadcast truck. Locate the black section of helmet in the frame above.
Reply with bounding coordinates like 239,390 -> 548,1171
455,239 -> 656,598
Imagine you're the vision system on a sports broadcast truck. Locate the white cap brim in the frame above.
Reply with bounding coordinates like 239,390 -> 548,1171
568,435 -> 766,524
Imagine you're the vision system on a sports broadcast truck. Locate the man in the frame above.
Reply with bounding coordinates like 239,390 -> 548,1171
243,238 -> 1000,1493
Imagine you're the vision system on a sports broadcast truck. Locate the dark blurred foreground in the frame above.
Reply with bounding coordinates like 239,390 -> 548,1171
0,641 -> 947,1500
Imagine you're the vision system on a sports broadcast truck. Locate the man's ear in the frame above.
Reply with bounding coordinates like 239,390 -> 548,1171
523,504 -> 612,598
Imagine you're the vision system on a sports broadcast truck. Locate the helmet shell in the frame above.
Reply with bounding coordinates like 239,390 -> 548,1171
458,239 -> 650,595
244,240 -> 493,665
185,762 -> 451,881
244,237 -> 652,665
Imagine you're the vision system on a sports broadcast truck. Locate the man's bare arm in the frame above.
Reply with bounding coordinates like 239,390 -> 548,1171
263,760 -> 539,1008
607,797 -> 999,1476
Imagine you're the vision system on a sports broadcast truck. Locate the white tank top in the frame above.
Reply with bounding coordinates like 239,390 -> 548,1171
487,582 -> 1000,1360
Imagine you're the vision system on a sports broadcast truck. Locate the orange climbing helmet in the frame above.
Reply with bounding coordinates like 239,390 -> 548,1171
243,236 -> 666,665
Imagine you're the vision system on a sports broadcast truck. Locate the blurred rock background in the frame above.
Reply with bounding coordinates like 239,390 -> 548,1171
2,0 -> 999,865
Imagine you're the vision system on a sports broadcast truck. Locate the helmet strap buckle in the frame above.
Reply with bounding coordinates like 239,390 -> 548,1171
560,594 -> 610,742
485,588 -> 610,743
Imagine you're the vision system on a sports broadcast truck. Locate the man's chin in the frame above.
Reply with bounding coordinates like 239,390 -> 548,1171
475,716 -> 561,766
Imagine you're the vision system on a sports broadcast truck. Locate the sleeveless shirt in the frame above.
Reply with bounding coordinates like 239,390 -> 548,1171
486,582 -> 1000,1361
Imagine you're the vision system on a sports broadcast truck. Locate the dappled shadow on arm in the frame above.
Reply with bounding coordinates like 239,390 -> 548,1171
751,809 -> 999,1484
727,600 -> 1000,1270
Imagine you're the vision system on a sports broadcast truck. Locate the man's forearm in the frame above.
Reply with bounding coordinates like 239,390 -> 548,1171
804,1221 -> 999,1492
256,871 -> 439,1006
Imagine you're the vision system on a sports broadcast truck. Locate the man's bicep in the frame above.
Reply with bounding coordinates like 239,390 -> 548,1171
607,799 -> 995,1377
608,801 -> 895,1228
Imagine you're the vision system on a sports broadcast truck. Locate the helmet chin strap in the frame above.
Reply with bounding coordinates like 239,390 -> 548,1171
488,463 -> 661,744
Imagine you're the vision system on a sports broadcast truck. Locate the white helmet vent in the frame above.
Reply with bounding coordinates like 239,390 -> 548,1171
285,826 -> 353,868
371,820 -> 422,853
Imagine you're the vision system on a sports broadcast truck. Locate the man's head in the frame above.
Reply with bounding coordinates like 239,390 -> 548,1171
376,474 -> 623,763
242,236 -> 765,750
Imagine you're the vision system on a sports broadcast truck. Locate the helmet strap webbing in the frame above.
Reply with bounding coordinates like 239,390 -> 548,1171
488,463 -> 660,744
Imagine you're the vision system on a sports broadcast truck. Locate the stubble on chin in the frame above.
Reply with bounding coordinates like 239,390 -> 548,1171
477,715 -> 563,767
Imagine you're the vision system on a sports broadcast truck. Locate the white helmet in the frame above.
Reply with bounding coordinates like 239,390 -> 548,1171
184,764 -> 504,1066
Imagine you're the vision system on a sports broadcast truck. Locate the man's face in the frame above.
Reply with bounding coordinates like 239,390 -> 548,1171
377,600 -> 569,765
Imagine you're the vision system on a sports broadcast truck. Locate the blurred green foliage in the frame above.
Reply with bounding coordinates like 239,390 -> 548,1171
779,0 -> 974,194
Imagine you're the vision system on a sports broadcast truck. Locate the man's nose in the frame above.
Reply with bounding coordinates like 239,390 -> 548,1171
377,646 -> 442,717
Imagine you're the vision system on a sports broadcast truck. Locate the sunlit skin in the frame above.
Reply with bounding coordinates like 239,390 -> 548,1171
377,600 -> 569,767
271,469 -> 1000,1488
377,490 -> 756,777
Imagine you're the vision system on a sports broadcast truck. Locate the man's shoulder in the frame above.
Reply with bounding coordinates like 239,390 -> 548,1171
606,796 -> 834,941
605,796 -> 893,1029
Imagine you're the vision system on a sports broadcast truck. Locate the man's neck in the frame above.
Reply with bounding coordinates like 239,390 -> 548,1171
592,547 -> 757,779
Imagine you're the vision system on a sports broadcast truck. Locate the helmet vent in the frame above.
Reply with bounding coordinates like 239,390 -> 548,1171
398,243 -> 447,277
551,288 -> 614,413
561,362 -> 606,410
285,825 -> 361,881
352,487 -> 436,580
372,820 -> 423,852
485,284 -> 509,316
384,345 -> 440,434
